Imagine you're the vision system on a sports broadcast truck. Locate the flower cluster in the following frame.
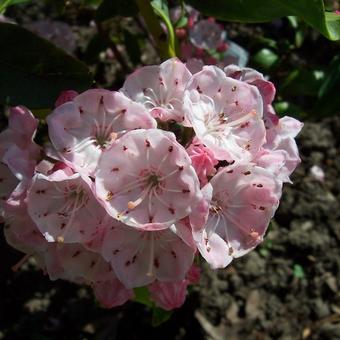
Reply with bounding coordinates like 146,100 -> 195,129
1,58 -> 303,310
171,6 -> 249,69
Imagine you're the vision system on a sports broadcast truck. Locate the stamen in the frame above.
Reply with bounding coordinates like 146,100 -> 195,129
227,110 -> 256,128
127,183 -> 153,210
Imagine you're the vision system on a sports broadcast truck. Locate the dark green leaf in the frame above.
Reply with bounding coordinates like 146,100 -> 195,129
0,0 -> 32,13
314,55 -> 340,116
123,29 -> 141,65
152,307 -> 173,327
186,0 -> 340,40
83,33 -> 110,64
0,23 -> 93,109
133,287 -> 153,307
281,70 -> 325,96
96,0 -> 138,21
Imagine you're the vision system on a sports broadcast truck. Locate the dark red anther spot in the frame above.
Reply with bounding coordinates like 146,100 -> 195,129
132,255 -> 137,263
231,86 -> 237,92
43,212 -> 48,217
111,167 -> 119,172
145,140 -> 151,147
182,189 -> 190,193
154,258 -> 160,268
60,223 -> 66,229
207,246 -> 211,252
121,109 -> 127,114
218,88 -> 221,92
149,216 -> 154,223
168,207 -> 175,215
113,249 -> 119,255
259,206 -> 265,211
196,86 -> 202,93
243,171 -> 251,175
257,184 -> 263,188
72,250 -> 80,258
204,238 -> 209,245
240,122 -> 250,128
79,230 -> 85,234
245,144 -> 251,150
235,100 -> 239,106
79,107 -> 84,113
175,79 -> 179,85
123,146 -> 128,151
178,166 -> 184,171
90,261 -> 95,268
227,170 -> 233,173
171,250 -> 177,259
228,247 -> 234,255
36,189 -> 45,194
100,96 -> 104,104
168,145 -> 173,152
125,260 -> 131,267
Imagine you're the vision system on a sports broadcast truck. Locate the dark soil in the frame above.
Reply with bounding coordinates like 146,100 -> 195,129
1,116 -> 339,340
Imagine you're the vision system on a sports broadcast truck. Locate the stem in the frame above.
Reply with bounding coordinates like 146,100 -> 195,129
135,0 -> 176,60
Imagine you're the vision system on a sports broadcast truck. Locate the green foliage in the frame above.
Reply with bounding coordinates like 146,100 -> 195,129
0,0 -> 31,13
0,23 -> 93,109
152,308 -> 173,327
133,287 -> 173,327
253,48 -> 279,71
186,0 -> 340,40
96,0 -> 138,22
314,55 -> 340,117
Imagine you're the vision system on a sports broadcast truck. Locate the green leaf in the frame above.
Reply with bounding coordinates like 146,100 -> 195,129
96,0 -> 138,21
0,23 -> 93,109
186,0 -> 340,40
83,33 -> 110,64
123,29 -> 141,65
281,69 -> 325,96
152,307 -> 173,327
133,287 -> 153,307
0,0 -> 31,13
253,48 -> 279,70
314,55 -> 340,116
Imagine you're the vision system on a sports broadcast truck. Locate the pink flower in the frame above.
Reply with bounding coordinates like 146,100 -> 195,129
27,168 -> 108,244
149,280 -> 189,310
39,243 -> 133,307
55,90 -> 78,107
186,264 -> 201,284
88,221 -> 195,288
183,66 -> 265,162
95,129 -> 202,230
194,165 -> 282,269
189,19 -> 226,50
4,194 -> 47,255
0,106 -> 40,214
47,89 -> 156,175
186,140 -> 218,186
260,116 -> 303,182
121,58 -> 192,122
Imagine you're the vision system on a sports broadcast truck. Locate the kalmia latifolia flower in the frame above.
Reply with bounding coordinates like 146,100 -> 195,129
1,58 -> 302,311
